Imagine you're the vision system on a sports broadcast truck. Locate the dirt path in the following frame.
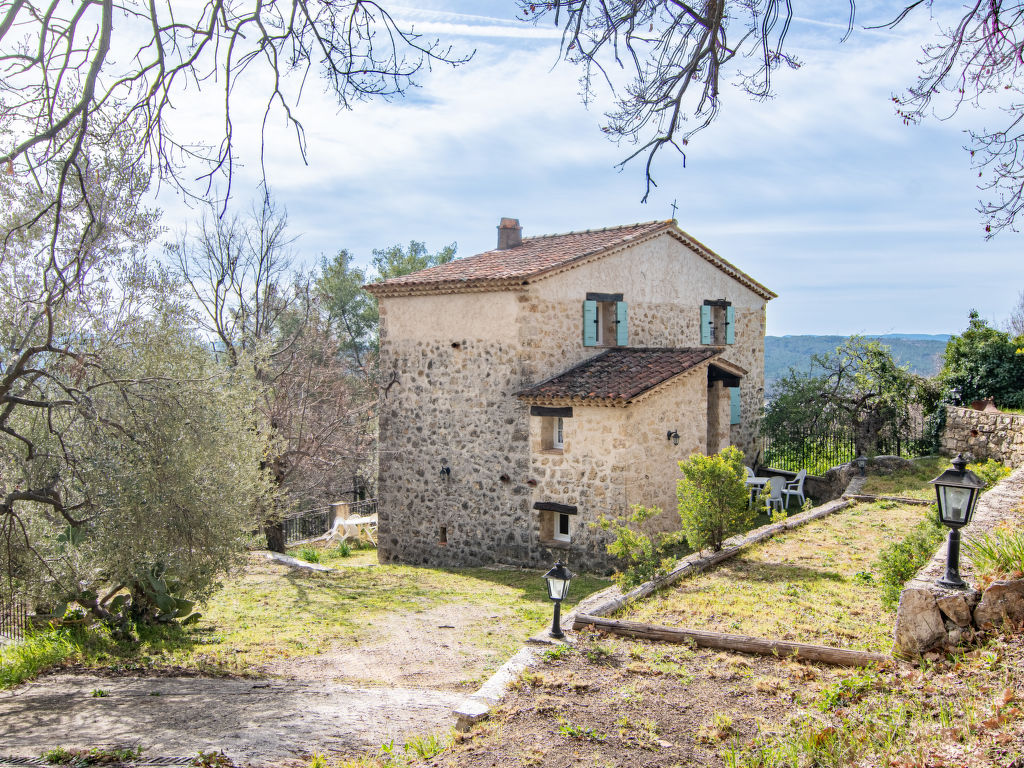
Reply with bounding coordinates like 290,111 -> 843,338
0,673 -> 463,766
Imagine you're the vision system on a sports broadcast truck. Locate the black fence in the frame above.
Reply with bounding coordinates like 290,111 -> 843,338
282,507 -> 334,545
762,419 -> 925,475
0,594 -> 29,642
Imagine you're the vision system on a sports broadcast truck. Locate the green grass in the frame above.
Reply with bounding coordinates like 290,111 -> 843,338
620,501 -> 927,652
2,557 -> 609,684
859,455 -> 948,499
0,629 -> 84,689
287,541 -> 378,567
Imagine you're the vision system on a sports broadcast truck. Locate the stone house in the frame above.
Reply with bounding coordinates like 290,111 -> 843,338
364,219 -> 774,573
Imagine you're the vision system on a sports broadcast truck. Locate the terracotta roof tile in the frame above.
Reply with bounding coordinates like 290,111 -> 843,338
364,221 -> 671,293
517,347 -> 723,405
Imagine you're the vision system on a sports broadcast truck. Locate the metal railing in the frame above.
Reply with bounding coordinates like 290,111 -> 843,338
282,507 -> 334,545
0,594 -> 29,642
346,498 -> 378,518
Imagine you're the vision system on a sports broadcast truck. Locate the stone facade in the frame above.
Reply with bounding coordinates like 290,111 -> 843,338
942,405 -> 1024,468
371,224 -> 772,573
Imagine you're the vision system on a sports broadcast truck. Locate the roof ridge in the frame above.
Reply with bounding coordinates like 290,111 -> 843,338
520,219 -> 671,243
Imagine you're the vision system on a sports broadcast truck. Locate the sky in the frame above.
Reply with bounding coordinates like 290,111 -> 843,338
154,1 -> 1024,337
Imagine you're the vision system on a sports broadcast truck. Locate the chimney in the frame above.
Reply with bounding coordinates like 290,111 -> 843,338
497,218 -> 522,250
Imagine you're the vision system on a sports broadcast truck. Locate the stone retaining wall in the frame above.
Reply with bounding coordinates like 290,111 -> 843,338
893,466 -> 1024,656
942,405 -> 1024,468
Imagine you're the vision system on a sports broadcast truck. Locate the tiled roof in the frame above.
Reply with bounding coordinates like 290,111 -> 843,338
517,347 -> 724,406
364,220 -> 774,300
364,221 -> 670,295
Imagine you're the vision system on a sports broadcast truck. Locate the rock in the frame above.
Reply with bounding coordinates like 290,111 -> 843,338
946,627 -> 963,648
936,592 -> 978,627
893,588 -> 948,656
973,580 -> 1024,630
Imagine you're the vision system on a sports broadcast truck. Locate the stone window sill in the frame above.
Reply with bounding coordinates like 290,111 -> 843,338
539,449 -> 564,456
539,538 -> 572,550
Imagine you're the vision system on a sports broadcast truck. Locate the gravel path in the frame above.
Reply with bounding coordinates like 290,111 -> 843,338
0,672 -> 464,767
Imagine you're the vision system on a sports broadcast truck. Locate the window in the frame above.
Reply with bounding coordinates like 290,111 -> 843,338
583,293 -> 628,347
532,406 -> 572,452
534,501 -> 577,545
554,512 -> 571,542
700,300 -> 734,345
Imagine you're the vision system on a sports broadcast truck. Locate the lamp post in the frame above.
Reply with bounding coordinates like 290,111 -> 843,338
543,561 -> 574,639
854,455 -> 868,477
929,454 -> 985,589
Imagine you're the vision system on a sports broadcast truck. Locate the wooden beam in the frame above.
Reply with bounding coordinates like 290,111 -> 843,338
573,614 -> 890,668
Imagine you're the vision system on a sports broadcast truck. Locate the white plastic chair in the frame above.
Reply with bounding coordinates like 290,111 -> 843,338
782,469 -> 807,507
765,478 -> 785,513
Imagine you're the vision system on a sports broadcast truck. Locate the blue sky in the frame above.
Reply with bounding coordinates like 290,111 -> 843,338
156,2 -> 1024,337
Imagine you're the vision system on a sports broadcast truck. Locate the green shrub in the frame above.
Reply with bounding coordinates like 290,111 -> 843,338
335,542 -> 352,558
968,458 -> 1012,489
964,525 -> 1024,584
297,547 -> 322,563
595,505 -> 680,589
676,446 -> 754,552
875,509 -> 945,609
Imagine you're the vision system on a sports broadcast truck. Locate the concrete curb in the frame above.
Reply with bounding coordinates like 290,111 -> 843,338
259,551 -> 334,572
452,493 -> 861,731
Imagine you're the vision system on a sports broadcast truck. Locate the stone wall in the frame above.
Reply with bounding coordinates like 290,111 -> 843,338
893,466 -> 1024,656
942,405 -> 1024,468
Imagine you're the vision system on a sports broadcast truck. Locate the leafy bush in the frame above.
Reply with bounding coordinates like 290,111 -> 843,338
297,547 -> 322,563
964,525 -> 1024,585
596,505 -> 680,589
968,458 -> 1012,489
875,509 -> 945,609
676,446 -> 754,552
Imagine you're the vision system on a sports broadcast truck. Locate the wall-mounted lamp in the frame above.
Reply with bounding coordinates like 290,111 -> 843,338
666,430 -> 680,446
439,462 -> 451,479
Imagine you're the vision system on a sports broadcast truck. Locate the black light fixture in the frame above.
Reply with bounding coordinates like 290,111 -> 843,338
543,561 -> 574,639
439,462 -> 451,479
666,430 -> 680,446
854,455 -> 868,476
929,454 -> 985,589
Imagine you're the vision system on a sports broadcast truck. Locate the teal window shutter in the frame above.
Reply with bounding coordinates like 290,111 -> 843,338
615,301 -> 628,346
729,387 -> 741,425
725,306 -> 735,345
583,300 -> 598,346
700,305 -> 712,344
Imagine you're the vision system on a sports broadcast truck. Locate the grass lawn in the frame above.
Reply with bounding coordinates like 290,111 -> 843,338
859,455 -> 947,499
1,552 -> 610,687
620,500 -> 931,652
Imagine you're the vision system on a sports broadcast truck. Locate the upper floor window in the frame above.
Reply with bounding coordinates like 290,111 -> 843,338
532,406 -> 572,452
701,300 -> 734,345
583,293 -> 628,347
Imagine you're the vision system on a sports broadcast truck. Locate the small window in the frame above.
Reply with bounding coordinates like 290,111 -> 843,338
554,417 -> 564,449
553,512 -> 571,542
542,416 -> 566,451
439,526 -> 448,545
701,301 -> 734,345
583,294 -> 628,347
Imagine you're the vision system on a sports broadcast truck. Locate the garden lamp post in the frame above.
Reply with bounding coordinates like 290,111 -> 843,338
929,454 -> 985,589
543,561 -> 574,639
854,456 -> 868,477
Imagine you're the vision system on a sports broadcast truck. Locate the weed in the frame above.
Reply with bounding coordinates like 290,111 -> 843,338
853,570 -> 874,584
191,751 -> 235,768
43,746 -> 143,766
818,669 -> 877,711
308,752 -> 328,768
403,730 -> 452,759
336,542 -> 352,558
968,458 -> 1012,489
297,547 -> 322,564
542,643 -> 571,661
557,717 -> 606,741
90,688 -> 107,697
696,712 -> 735,744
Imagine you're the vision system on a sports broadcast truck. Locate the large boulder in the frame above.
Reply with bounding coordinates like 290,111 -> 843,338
893,588 -> 947,656
973,580 -> 1024,630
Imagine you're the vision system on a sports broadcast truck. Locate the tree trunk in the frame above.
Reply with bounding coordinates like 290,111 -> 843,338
264,521 -> 286,553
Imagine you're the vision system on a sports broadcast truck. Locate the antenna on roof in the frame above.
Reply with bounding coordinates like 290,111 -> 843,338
669,200 -> 678,220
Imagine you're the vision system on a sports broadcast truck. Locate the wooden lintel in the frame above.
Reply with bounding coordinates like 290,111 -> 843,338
572,614 -> 890,668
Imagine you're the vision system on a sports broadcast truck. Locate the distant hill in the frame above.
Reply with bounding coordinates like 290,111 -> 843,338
765,334 -> 950,391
